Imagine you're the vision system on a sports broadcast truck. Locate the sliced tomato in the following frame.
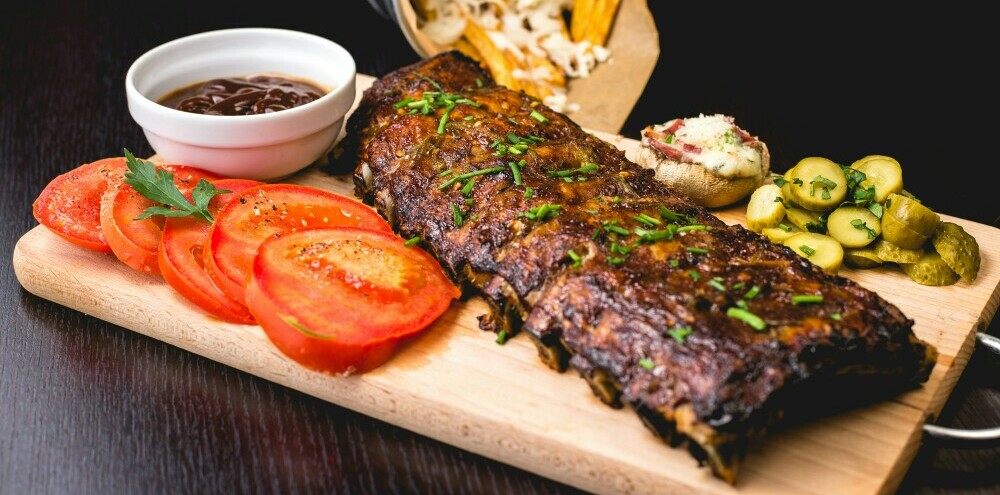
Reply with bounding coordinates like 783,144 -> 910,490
205,184 -> 393,305
159,179 -> 263,324
246,227 -> 460,374
32,158 -> 127,252
102,164 -> 224,274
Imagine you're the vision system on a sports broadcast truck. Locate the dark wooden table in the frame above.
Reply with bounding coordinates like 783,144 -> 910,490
2,1 -> 998,494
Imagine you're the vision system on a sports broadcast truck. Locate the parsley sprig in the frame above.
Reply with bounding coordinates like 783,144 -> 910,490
122,149 -> 229,223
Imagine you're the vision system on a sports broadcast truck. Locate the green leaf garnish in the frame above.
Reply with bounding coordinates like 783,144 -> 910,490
123,148 -> 228,223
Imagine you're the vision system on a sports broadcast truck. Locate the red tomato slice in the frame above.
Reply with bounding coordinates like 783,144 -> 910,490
205,184 -> 393,305
102,164 -> 224,274
32,158 -> 127,252
245,227 -> 460,374
159,179 -> 264,324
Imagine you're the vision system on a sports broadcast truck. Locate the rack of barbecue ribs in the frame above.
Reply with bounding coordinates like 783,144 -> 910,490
345,51 -> 937,484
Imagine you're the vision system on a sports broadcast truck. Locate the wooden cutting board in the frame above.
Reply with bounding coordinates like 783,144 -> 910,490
13,75 -> 1000,495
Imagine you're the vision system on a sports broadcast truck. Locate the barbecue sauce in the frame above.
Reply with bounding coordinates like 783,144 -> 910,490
158,75 -> 327,116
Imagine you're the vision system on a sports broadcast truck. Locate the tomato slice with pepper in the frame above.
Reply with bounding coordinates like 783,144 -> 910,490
32,158 -> 127,252
101,164 -> 224,274
158,178 -> 263,324
245,227 -> 460,374
205,184 -> 393,305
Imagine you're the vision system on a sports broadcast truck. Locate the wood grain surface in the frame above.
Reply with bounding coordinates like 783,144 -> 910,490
3,2 -> 1000,495
13,76 -> 1000,495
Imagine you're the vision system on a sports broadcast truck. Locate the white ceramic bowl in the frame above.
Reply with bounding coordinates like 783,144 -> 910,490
125,28 -> 357,181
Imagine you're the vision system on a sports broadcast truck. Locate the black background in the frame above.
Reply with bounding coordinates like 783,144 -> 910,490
2,1 -> 998,494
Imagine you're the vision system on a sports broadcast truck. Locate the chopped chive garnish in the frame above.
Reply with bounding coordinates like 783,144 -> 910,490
799,245 -> 816,256
688,270 -> 701,281
567,249 -> 582,268
476,78 -> 483,88
583,209 -> 599,215
778,223 -> 793,232
437,103 -> 456,134
613,196 -> 620,204
639,358 -> 655,370
633,213 -> 662,226
736,299 -> 749,309
677,225 -> 707,233
404,236 -> 421,247
732,282 -> 746,290
743,285 -> 761,299
465,198 -> 473,205
727,307 -> 767,331
792,294 -> 824,305
667,326 -> 693,344
668,259 -> 679,267
496,329 -> 507,345
439,166 -> 506,189
530,110 -> 548,123
608,256 -> 626,265
708,279 -> 727,292
439,169 -> 453,177
464,115 -> 475,121
547,163 -> 599,178
393,97 -> 414,109
524,187 -> 533,199
509,161 -> 522,186
521,203 -> 561,221
607,225 -> 630,236
686,247 -> 709,254
591,228 -> 602,240
451,203 -> 465,227
416,74 -> 443,90
830,313 -> 842,321
461,177 -> 476,196
635,225 -> 677,243
658,206 -> 695,224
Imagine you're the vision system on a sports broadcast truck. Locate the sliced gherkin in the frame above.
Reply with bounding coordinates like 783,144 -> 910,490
931,222 -> 981,283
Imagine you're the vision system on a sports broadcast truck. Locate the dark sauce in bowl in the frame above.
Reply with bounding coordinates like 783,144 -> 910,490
158,75 -> 328,116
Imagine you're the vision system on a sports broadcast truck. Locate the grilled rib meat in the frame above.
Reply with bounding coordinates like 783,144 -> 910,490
346,51 -> 937,484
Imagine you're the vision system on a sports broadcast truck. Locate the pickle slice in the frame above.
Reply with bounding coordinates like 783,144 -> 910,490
900,252 -> 960,286
881,212 -> 929,250
787,157 -> 848,212
884,192 -> 940,238
762,223 -> 801,243
746,184 -> 786,232
844,247 -> 884,269
784,206 -> 824,233
827,206 -> 881,248
850,155 -> 904,204
873,238 -> 924,264
931,222 -> 981,282
783,232 -> 844,274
